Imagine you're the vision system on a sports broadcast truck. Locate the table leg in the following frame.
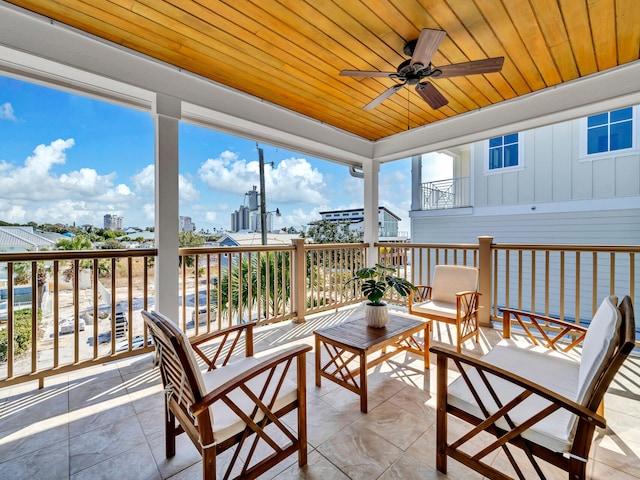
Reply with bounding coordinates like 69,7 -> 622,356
359,351 -> 367,413
315,335 -> 321,387
424,322 -> 431,369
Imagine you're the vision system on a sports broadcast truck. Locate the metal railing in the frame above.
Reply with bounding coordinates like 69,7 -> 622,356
421,176 -> 471,210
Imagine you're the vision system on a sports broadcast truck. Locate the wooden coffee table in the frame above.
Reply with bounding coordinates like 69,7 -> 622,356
314,313 -> 430,413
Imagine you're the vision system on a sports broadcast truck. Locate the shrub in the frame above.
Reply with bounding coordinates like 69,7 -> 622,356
0,309 -> 38,362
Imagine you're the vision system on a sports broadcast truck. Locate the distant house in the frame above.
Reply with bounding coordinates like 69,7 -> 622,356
0,226 -> 57,252
217,232 -> 299,247
319,206 -> 402,238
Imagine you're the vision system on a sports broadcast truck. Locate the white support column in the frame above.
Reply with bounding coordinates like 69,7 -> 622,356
153,94 -> 181,321
411,154 -> 422,211
363,159 -> 380,267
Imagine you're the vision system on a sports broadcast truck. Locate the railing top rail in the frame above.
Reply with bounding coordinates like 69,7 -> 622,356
0,248 -> 158,262
376,242 -> 479,250
304,242 -> 369,251
492,243 -> 640,253
179,245 -> 295,255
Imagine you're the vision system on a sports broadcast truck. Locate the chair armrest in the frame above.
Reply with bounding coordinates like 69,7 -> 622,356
429,345 -> 605,428
455,290 -> 479,297
499,307 -> 588,351
190,344 -> 312,418
190,322 -> 255,369
408,285 -> 431,307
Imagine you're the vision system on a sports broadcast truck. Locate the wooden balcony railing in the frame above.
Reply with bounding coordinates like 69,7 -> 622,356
376,240 -> 639,346
0,249 -> 155,388
1,238 -> 637,389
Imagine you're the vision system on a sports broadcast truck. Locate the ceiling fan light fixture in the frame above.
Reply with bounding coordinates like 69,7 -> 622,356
339,28 -> 504,110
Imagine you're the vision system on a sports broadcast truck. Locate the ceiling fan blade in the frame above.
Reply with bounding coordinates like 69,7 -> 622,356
340,70 -> 394,78
435,57 -> 504,78
416,82 -> 448,109
363,84 -> 404,110
410,29 -> 446,68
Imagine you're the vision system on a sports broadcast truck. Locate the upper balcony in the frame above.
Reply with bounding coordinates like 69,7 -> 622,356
420,177 -> 471,210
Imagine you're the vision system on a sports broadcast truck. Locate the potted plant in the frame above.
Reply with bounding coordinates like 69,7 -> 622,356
347,263 -> 416,328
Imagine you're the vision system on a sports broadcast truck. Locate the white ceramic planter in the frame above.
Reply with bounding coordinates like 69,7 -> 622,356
364,302 -> 388,328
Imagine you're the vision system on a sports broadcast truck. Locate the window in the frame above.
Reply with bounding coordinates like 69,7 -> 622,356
587,107 -> 633,154
488,133 -> 520,170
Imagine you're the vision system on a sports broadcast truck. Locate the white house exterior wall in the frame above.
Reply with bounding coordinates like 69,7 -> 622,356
471,120 -> 640,209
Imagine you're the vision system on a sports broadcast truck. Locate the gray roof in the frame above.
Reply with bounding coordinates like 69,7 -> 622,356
217,232 -> 300,246
0,227 -> 57,250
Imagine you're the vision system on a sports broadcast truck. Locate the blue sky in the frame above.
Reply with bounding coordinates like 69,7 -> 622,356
0,74 -> 451,235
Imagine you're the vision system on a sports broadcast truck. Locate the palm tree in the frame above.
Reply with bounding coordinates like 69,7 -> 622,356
56,235 -> 93,284
217,251 -> 292,322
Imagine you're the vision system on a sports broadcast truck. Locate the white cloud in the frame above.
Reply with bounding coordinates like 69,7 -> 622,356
285,207 -> 325,227
0,102 -> 16,121
422,152 -> 453,181
131,164 -> 154,193
198,151 -> 327,205
0,138 -> 145,226
179,174 -> 199,202
132,163 -> 199,201
142,203 -> 155,223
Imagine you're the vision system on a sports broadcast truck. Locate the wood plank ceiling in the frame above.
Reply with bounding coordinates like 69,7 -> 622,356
6,0 -> 640,141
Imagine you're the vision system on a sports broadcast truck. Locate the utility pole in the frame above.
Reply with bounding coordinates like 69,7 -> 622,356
258,148 -> 267,245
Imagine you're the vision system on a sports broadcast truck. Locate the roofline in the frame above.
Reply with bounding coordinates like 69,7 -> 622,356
319,206 -> 401,221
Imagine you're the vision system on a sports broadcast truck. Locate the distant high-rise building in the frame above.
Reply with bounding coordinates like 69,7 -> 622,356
250,211 -> 274,233
179,216 -> 195,232
104,214 -> 123,231
230,205 -> 251,232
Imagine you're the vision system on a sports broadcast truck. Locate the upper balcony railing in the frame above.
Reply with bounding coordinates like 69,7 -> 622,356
1,238 -> 638,389
421,176 -> 471,210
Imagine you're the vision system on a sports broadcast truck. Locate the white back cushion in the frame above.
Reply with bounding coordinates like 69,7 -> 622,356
576,295 -> 621,405
431,265 -> 479,304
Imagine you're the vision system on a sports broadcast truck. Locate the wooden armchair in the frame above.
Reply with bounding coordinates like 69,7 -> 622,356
429,295 -> 635,480
142,310 -> 312,480
408,265 -> 480,352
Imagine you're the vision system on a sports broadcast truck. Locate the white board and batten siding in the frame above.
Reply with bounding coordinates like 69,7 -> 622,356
410,113 -> 640,324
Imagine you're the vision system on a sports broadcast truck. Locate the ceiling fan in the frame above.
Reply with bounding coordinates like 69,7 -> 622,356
340,28 -> 504,110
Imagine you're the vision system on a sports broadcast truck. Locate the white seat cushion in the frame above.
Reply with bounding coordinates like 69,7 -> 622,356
448,340 -> 581,453
202,355 -> 299,443
411,299 -> 458,319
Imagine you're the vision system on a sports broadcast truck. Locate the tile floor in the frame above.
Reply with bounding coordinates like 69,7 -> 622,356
0,306 -> 639,480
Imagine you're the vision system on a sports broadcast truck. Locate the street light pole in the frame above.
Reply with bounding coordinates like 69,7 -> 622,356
258,148 -> 267,246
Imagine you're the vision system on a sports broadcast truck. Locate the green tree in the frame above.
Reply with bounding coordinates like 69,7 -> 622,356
56,235 -> 93,283
0,308 -> 40,362
56,235 -> 92,251
300,219 -> 363,244
179,230 -> 205,267
102,238 -> 125,249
